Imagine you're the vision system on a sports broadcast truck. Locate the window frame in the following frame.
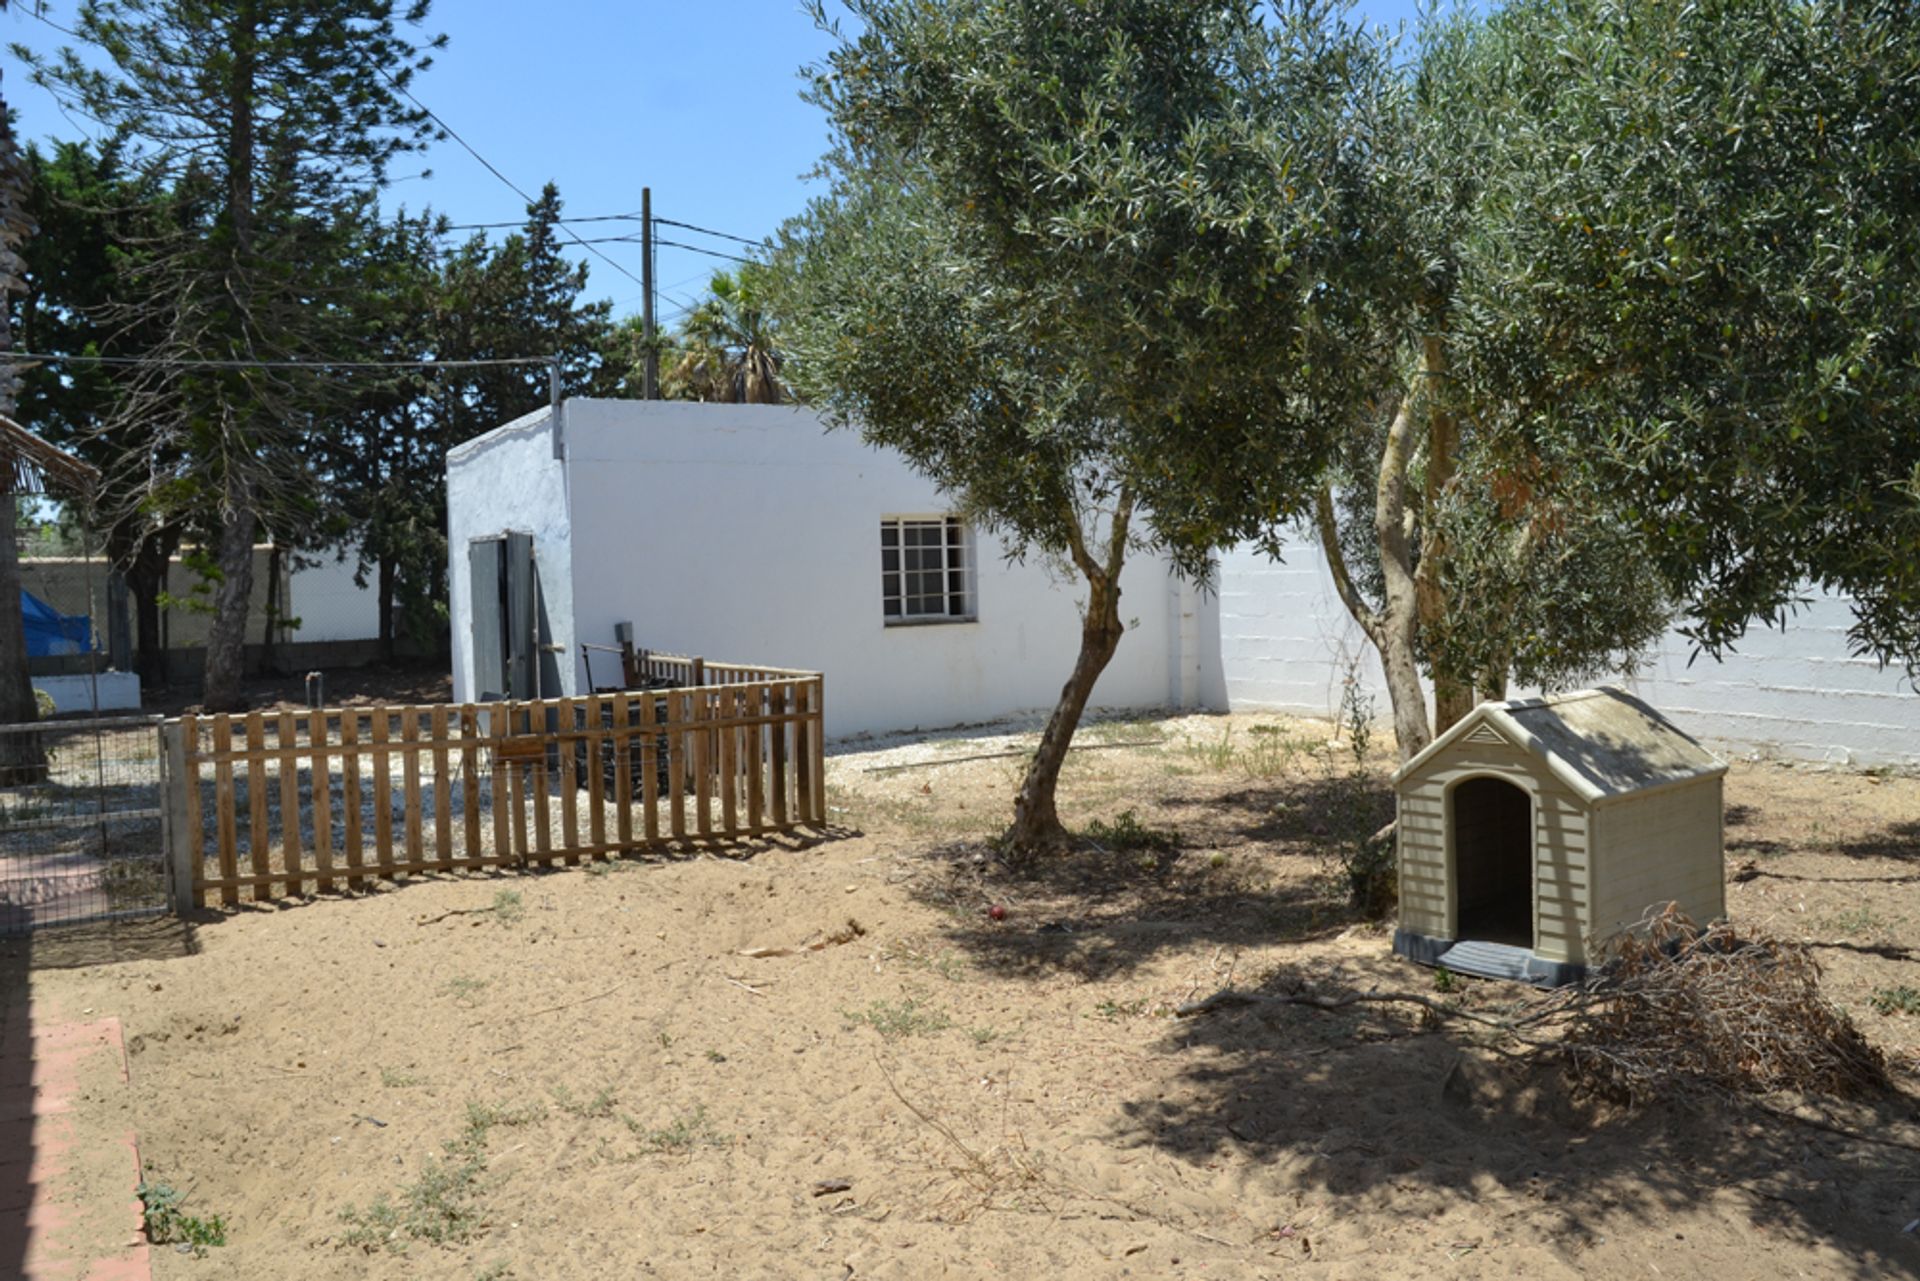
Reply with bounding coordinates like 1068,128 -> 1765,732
880,515 -> 977,626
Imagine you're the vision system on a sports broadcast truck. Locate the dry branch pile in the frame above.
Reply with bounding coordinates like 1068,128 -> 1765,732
1561,907 -> 1889,1103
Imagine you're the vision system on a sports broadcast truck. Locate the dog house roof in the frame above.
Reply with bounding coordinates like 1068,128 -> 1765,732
1394,686 -> 1726,804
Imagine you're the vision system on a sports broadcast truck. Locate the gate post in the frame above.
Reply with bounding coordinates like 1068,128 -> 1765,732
159,720 -> 196,914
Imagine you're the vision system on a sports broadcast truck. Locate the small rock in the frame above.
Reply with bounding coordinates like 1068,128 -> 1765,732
812,1179 -> 853,1197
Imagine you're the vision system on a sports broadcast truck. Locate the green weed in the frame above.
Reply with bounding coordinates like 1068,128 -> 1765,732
552,1085 -> 617,1119
138,1178 -> 227,1256
845,997 -> 954,1039
1869,985 -> 1920,1016
340,1098 -> 544,1253
623,1105 -> 727,1154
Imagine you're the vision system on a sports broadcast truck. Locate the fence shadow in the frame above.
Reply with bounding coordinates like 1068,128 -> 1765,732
0,916 -> 195,1277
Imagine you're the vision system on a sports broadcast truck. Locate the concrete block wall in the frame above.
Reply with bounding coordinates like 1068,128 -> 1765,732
1215,533 -> 1920,769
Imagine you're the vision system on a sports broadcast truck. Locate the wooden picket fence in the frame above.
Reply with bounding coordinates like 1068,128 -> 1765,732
160,670 -> 825,909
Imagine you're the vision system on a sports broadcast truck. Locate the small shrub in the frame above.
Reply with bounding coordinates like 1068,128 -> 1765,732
623,1105 -> 726,1153
491,890 -> 525,924
552,1085 -> 617,1119
340,1099 -> 544,1253
845,997 -> 953,1039
1185,727 -> 1239,772
1082,810 -> 1178,855
1869,985 -> 1920,1016
139,1179 -> 227,1255
442,976 -> 488,1004
1432,966 -> 1457,994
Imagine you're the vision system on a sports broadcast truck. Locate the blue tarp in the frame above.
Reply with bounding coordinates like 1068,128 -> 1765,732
20,589 -> 89,657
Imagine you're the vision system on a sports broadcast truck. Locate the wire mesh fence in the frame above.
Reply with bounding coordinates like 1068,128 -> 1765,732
0,715 -> 168,933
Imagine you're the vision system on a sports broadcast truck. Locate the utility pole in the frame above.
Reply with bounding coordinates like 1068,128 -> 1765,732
641,186 -> 658,399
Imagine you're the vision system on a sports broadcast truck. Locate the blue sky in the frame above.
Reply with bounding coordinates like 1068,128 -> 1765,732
2,1 -> 1427,328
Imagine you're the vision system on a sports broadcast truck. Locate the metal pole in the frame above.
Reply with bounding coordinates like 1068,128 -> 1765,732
642,186 -> 658,400
548,356 -> 564,460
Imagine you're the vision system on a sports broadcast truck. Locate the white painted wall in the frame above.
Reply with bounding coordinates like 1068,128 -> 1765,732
1618,598 -> 1920,767
34,672 -> 141,714
1214,532 -> 1920,768
287,552 -> 381,643
446,406 -> 577,704
1215,534 -> 1393,723
557,400 -> 1187,739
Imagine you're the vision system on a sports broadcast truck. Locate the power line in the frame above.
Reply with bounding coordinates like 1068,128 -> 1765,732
654,237 -> 757,265
444,212 -> 644,231
653,217 -> 765,249
377,72 -> 648,292
4,351 -> 555,371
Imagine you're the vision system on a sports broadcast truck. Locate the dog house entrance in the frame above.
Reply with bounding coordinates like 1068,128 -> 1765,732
1452,777 -> 1532,947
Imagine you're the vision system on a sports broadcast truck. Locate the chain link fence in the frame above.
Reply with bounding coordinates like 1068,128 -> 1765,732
0,715 -> 168,933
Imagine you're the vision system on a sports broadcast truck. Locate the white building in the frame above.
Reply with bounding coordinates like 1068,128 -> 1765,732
446,399 -> 1220,739
447,398 -> 1920,765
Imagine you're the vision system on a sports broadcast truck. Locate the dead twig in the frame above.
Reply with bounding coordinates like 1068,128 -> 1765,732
474,981 -> 627,1027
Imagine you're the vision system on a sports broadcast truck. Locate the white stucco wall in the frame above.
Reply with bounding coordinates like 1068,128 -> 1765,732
1215,533 -> 1920,768
552,399 -> 1191,739
1617,598 -> 1920,767
446,406 -> 577,704
287,552 -> 381,643
1215,534 -> 1392,724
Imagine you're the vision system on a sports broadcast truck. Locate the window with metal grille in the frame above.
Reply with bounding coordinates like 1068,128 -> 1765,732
881,517 -> 975,624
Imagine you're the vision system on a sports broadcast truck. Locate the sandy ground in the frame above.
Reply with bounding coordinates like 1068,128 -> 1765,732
8,710 -> 1920,1280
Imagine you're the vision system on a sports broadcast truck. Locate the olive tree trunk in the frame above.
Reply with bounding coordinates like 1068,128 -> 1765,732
1004,492 -> 1135,854
1316,336 -> 1477,766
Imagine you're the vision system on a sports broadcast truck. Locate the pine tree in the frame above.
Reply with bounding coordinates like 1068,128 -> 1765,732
26,0 -> 443,710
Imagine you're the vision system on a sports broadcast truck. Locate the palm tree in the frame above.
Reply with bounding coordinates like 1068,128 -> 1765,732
664,268 -> 787,405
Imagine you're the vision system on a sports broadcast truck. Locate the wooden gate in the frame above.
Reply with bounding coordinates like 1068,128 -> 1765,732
161,671 -> 825,909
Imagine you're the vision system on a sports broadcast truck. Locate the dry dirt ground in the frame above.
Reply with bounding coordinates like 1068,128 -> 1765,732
8,710 -> 1920,1280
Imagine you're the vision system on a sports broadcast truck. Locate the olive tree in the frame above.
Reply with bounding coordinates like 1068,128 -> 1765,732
1319,0 -> 1920,763
777,0 -> 1399,851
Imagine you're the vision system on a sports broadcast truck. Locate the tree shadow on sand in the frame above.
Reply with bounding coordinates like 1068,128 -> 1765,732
1121,961 -> 1920,1278
902,770 -> 1397,982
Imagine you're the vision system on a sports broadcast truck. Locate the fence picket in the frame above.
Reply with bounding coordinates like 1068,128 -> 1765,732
402,709 -> 424,868
181,715 -> 205,907
432,706 -> 453,871
311,713 -> 334,892
341,713 -> 365,890
531,706 -> 553,866
558,697 -> 580,863
212,717 -> 238,907
693,690 -> 712,838
461,704 -> 481,860
510,705 -> 531,864
245,713 -> 271,901
719,685 -> 739,835
277,711 -> 304,897
585,695 -> 605,853
667,692 -> 687,839
638,692 -> 659,844
372,710 -> 395,879
794,683 -> 813,824
745,683 -> 765,831
614,694 -> 635,849
488,703 -> 511,866
770,684 -> 789,825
